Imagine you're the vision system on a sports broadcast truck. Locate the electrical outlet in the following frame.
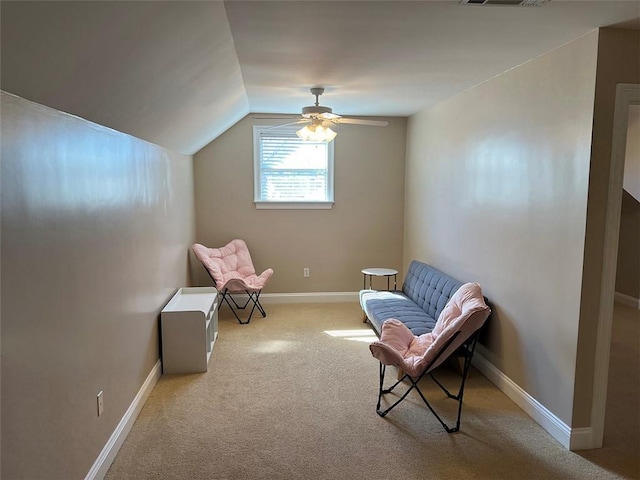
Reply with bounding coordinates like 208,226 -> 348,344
97,391 -> 104,417
303,267 -> 310,278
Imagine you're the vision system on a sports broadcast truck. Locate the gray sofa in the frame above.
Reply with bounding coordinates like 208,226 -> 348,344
360,260 -> 464,336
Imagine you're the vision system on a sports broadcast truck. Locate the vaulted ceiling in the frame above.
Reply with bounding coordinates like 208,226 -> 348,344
2,1 -> 639,155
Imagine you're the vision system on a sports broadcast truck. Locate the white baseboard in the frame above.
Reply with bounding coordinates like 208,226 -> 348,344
472,352 -> 573,450
614,291 -> 640,309
232,292 -> 360,304
570,427 -> 597,450
85,360 -> 162,480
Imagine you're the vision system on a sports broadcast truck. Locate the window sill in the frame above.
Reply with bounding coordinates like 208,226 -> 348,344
254,201 -> 334,210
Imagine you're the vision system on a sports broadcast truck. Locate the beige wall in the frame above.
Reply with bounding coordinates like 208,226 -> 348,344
1,92 -> 196,479
623,106 -> 640,200
615,106 -> 640,299
616,191 -> 640,299
573,28 -> 640,427
193,115 -> 406,293
404,32 -> 599,424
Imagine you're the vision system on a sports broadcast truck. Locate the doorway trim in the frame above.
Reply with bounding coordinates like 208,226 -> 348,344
584,83 -> 640,450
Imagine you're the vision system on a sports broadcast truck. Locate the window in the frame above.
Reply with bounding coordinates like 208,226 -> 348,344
253,125 -> 334,209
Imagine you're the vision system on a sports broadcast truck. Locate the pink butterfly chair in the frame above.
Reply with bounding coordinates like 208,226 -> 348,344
369,282 -> 490,432
192,240 -> 274,324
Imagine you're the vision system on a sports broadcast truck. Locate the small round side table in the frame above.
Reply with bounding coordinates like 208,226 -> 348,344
361,267 -> 398,291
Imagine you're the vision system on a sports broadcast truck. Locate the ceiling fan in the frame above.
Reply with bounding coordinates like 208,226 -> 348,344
254,87 -> 388,142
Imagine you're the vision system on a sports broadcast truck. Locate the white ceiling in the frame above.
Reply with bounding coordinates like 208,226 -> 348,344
2,1 -> 639,155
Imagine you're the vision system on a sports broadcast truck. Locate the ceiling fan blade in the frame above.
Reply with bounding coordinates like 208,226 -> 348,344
318,112 -> 341,120
262,119 -> 310,130
334,117 -> 389,127
251,115 -> 299,119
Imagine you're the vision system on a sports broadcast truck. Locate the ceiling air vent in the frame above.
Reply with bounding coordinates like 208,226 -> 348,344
460,0 -> 549,6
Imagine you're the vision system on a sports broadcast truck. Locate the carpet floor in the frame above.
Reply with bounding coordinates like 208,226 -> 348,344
105,302 -> 639,480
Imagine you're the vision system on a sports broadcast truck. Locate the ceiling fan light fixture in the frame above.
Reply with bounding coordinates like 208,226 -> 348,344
296,124 -> 337,143
260,86 -> 385,139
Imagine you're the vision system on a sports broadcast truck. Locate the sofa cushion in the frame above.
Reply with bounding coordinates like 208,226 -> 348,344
360,290 -> 437,336
403,261 -> 463,321
360,261 -> 464,337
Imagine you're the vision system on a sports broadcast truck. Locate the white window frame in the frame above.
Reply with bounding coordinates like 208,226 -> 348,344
253,125 -> 335,209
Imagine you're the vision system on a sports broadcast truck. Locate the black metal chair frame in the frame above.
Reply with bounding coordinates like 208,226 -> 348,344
376,330 -> 480,433
201,269 -> 267,325
219,287 -> 266,325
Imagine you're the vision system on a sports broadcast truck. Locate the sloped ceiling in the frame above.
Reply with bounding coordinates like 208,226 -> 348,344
2,1 -> 639,155
1,1 -> 248,155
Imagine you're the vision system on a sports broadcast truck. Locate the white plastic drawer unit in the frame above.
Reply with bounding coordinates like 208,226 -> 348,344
161,287 -> 219,374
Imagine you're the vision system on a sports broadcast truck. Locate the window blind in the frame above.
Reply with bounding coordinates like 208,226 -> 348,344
258,133 -> 329,202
